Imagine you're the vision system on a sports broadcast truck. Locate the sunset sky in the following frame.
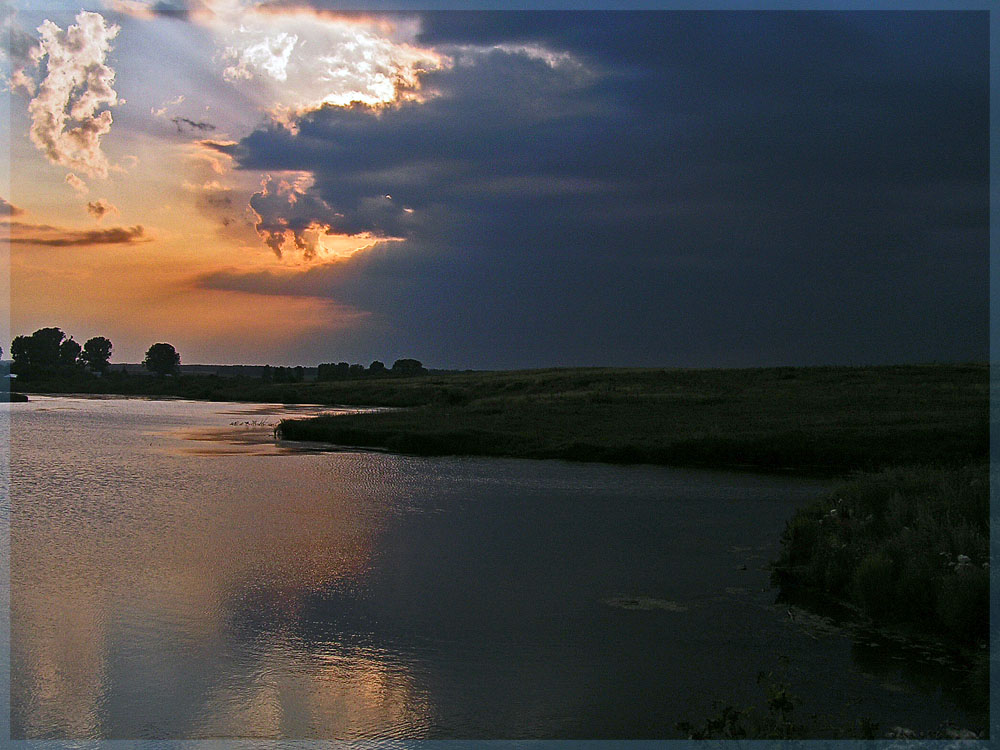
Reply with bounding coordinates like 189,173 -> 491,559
0,4 -> 988,368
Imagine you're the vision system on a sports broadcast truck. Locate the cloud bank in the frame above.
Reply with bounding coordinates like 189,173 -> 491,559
200,11 -> 987,368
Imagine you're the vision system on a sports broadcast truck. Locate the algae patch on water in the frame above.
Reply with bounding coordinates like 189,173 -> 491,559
604,596 -> 689,612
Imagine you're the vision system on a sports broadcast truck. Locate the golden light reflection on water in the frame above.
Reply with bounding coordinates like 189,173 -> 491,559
11,398 -> 429,738
199,645 -> 433,738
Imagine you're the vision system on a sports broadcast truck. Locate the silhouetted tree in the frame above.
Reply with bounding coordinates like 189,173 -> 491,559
9,336 -> 29,370
59,337 -> 82,366
11,327 -> 66,374
391,358 -> 426,376
349,364 -> 365,377
144,343 -> 180,376
369,360 -> 386,375
82,336 -> 113,373
31,328 -> 66,366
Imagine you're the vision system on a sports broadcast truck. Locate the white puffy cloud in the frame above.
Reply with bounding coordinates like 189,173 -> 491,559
27,11 -> 120,179
151,94 -> 184,117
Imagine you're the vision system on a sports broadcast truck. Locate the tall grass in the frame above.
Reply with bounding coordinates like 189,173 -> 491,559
277,364 -> 987,472
772,464 -> 989,645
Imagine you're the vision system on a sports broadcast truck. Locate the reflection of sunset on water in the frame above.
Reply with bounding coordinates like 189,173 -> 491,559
199,644 -> 434,738
12,398 -> 427,737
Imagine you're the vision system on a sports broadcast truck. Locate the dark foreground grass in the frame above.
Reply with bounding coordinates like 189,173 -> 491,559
677,662 -> 985,739
772,464 -> 989,645
277,363 -> 987,473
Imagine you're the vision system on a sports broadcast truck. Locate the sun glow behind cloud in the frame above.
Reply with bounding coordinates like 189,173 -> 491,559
4,2 -> 591,358
146,2 -> 451,258
249,172 -> 404,261
206,5 -> 449,123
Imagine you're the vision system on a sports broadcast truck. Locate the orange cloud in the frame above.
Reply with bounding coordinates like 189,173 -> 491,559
7,221 -> 149,246
86,199 -> 118,221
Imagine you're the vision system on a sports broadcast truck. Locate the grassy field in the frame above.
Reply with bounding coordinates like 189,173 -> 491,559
274,364 -> 987,473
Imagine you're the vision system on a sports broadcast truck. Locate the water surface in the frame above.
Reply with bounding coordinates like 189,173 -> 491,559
8,396 -> 984,738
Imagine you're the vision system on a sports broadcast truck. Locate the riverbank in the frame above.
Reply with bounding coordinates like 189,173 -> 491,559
769,464 -> 989,717
276,364 -> 986,474
21,363 -> 987,473
773,465 -> 988,643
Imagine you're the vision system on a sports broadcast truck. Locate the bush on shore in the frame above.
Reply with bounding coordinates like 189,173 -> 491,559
772,464 -> 989,645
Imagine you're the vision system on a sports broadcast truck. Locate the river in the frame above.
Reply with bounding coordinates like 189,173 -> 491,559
5,396 -> 984,738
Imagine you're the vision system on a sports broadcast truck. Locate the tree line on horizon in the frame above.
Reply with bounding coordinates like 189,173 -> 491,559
317,358 -> 426,381
7,327 -> 180,378
6,326 -> 428,382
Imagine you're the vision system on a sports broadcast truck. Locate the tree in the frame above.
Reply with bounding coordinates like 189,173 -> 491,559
82,336 -> 113,373
59,337 -> 82,366
144,343 -> 180,376
391,358 -> 426,376
10,327 -> 66,374
31,328 -> 66,368
369,360 -> 386,375
10,336 -> 30,369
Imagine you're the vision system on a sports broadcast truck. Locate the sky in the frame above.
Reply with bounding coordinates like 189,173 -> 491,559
0,4 -> 989,368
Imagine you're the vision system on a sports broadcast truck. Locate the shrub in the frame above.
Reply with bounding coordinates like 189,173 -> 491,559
852,552 -> 895,619
773,464 -> 987,646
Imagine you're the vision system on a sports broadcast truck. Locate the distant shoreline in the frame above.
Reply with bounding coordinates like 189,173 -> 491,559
15,362 -> 984,475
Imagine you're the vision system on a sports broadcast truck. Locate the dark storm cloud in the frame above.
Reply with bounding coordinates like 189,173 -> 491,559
211,11 -> 987,368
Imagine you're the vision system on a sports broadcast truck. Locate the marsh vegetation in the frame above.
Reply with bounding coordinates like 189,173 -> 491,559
274,364 -> 987,473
